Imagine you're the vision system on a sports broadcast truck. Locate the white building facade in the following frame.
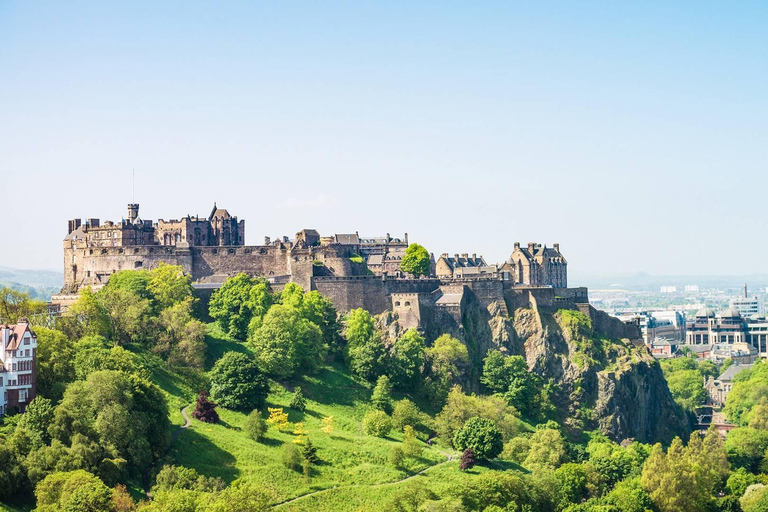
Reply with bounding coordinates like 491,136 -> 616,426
0,321 -> 37,415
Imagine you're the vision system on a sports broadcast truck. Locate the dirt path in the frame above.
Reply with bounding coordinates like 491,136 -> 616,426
142,405 -> 192,497
272,450 -> 455,509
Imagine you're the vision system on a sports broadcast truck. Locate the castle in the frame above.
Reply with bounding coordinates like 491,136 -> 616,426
57,203 -> 594,332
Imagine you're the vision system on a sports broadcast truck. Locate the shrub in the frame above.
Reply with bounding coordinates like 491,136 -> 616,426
403,425 -> 422,457
363,410 -> 392,437
281,443 -> 302,472
459,448 -> 477,470
371,375 -> 393,414
301,438 -> 319,464
245,410 -> 267,441
453,417 -> 503,460
209,352 -> 269,411
389,446 -> 405,468
290,387 -> 307,412
192,390 -> 219,423
392,398 -> 424,432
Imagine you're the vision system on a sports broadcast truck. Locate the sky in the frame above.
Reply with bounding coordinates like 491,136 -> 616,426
1,1 -> 766,275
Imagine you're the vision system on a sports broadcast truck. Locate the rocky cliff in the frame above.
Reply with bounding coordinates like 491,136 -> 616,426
383,291 -> 690,444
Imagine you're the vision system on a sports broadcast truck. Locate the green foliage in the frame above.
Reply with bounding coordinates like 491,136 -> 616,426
727,467 -> 759,497
665,369 -> 708,411
399,243 -> 430,277
209,352 -> 269,411
524,427 -> 567,469
725,361 -> 768,425
281,443 -> 303,472
389,329 -> 426,389
301,438 -> 319,464
435,386 -> 521,447
642,428 -> 730,512
33,327 -> 75,400
146,263 -> 194,310
290,386 -> 307,412
450,472 -> 543,512
725,427 -> 768,471
17,396 -> 55,444
363,410 -> 393,437
244,410 -> 268,442
0,285 -> 47,324
586,434 -> 650,487
389,445 -> 405,468
452,417 -> 503,460
402,425 -> 422,457
73,337 -> 146,381
481,350 -> 542,418
61,287 -> 112,341
209,274 -> 273,340
423,334 -> 469,406
154,298 -> 207,368
249,304 -> 326,379
345,308 -> 387,381
392,399 -> 425,432
554,462 -> 600,508
349,254 -> 364,264
34,470 -> 113,512
371,375 -> 394,414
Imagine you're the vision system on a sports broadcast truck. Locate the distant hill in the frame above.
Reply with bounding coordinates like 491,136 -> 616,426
0,266 -> 63,301
570,270 -> 768,292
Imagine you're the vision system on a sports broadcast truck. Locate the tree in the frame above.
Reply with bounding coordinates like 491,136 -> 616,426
388,445 -> 405,469
524,428 -> 567,469
371,375 -> 393,414
481,350 -> 540,417
61,287 -> 111,340
301,438 -> 319,464
192,390 -> 219,423
666,369 -> 708,411
17,396 -> 55,444
209,274 -> 272,340
146,263 -> 193,311
290,387 -> 307,412
390,329 -> 426,389
453,417 -> 503,460
245,410 -> 268,441
424,334 -> 469,405
34,326 -> 75,400
726,427 -> 768,471
435,386 -> 521,447
35,470 -> 113,512
345,308 -> 387,381
267,408 -> 290,432
400,243 -> 430,277
209,352 -> 269,411
249,304 -> 325,379
392,399 -> 425,432
363,410 -> 392,437
281,443 -> 302,472
0,286 -> 47,324
403,425 -> 422,457
98,285 -> 153,346
459,448 -> 477,470
154,298 -> 206,368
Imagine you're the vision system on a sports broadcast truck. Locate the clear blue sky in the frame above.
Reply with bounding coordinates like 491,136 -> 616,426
1,2 -> 766,275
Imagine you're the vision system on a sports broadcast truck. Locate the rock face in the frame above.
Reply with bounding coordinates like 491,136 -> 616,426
385,291 -> 690,444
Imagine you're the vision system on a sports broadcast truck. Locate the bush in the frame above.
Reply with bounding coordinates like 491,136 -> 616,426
245,411 -> 267,441
363,410 -> 393,437
209,352 -> 269,411
392,398 -> 424,432
302,438 -> 319,464
389,446 -> 405,468
281,443 -> 302,472
192,390 -> 219,423
459,448 -> 477,471
371,375 -> 393,414
452,417 -> 503,460
403,425 -> 422,457
290,387 -> 307,412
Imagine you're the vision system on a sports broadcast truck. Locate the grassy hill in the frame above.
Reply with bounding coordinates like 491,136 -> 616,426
145,324 -> 478,509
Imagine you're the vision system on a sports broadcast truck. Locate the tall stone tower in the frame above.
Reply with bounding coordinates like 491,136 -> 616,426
127,204 -> 139,223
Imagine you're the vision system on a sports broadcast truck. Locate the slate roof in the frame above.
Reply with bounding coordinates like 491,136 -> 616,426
718,363 -> 753,382
334,234 -> 360,245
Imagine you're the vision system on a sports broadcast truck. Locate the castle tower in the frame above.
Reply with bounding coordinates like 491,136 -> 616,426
127,204 -> 139,223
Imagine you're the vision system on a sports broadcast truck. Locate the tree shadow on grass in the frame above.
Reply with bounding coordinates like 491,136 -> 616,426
258,436 -> 282,447
484,459 -> 528,473
171,428 -> 240,483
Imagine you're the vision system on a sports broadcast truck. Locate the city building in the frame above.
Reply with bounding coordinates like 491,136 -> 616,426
730,285 -> 763,318
705,363 -> 753,407
500,242 -> 567,288
0,321 -> 37,415
685,307 -> 768,358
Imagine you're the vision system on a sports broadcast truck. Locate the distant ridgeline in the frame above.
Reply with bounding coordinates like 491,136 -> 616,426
54,202 -> 591,330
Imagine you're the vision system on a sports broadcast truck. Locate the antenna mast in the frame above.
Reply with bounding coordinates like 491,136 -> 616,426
132,169 -> 135,203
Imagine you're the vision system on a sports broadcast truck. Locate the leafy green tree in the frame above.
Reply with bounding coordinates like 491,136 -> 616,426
34,326 -> 75,400
299,290 -> 342,353
250,304 -> 325,379
423,334 -> 469,405
35,470 -> 113,512
281,443 -> 302,472
726,427 -> 768,471
727,467 -> 759,497
665,369 -> 708,410
451,472 -> 541,511
403,425 -> 421,457
209,352 -> 269,411
392,399 -> 425,432
205,479 -> 273,512
17,396 -> 55,444
0,443 -> 25,501
154,297 -> 206,368
103,270 -> 151,300
301,438 -> 319,464
453,417 -> 503,460
481,350 -> 540,418
371,375 -> 393,414
72,337 -> 144,381
363,410 -> 392,437
152,464 -> 224,494
146,263 -> 193,310
554,463 -> 600,508
435,386 -> 521,447
210,274 -> 272,340
0,286 -> 47,324
524,428 -> 567,469
61,287 -> 111,340
345,308 -> 387,381
390,329 -> 426,389
98,285 -> 153,345
726,362 -> 768,425
49,370 -> 171,473
399,243 -> 430,277
290,387 -> 307,412
245,410 -> 268,442
389,445 -> 405,468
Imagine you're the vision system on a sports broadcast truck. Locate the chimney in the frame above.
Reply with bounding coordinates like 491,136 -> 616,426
404,233 -> 408,244
472,253 -> 476,260
514,242 -> 520,250
553,243 -> 560,252
68,219 -> 82,235
1,325 -> 9,346
528,242 -> 536,254
441,253 -> 449,258
454,254 -> 459,260
745,283 -> 749,298
461,253 -> 468,259
128,204 -> 139,223
87,218 -> 100,228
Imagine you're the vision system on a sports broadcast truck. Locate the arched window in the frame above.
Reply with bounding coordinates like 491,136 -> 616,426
395,301 -> 401,307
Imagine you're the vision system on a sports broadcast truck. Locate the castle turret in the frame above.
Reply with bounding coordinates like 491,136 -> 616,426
128,204 -> 139,224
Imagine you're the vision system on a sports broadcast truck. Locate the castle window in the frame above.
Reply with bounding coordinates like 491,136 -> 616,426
134,248 -> 140,254
135,261 -> 143,268
89,249 -> 93,255
395,301 -> 401,307
405,301 -> 411,306
228,249 -> 235,254
212,249 -> 218,254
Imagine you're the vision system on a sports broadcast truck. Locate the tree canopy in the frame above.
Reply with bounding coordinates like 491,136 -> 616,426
399,243 -> 431,277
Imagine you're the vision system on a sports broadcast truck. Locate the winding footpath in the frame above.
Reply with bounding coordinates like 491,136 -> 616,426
142,405 -> 192,497
271,449 -> 455,509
